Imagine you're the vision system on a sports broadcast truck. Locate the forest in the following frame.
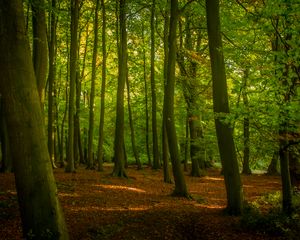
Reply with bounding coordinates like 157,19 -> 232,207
0,0 -> 300,239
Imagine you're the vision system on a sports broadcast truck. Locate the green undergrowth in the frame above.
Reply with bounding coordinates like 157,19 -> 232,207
240,191 -> 300,239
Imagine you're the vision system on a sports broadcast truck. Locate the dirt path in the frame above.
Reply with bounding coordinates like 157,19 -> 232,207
0,165 -> 283,239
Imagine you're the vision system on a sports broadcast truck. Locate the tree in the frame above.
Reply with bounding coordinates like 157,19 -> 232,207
242,69 -> 251,175
112,0 -> 127,177
87,0 -> 100,170
205,0 -> 243,215
48,0 -> 57,168
164,0 -> 189,197
0,0 -> 69,238
31,0 -> 48,105
65,0 -> 79,173
150,0 -> 160,170
97,0 -> 107,172
162,0 -> 172,183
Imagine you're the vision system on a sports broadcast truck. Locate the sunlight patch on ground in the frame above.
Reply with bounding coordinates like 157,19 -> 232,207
70,205 -> 151,212
59,192 -> 80,197
94,184 -> 146,193
204,176 -> 224,181
193,203 -> 225,209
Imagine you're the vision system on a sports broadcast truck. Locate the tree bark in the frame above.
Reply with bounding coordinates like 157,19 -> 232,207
0,1 -> 69,238
151,0 -> 160,170
87,0 -> 100,170
164,0 -> 189,197
206,0 -> 243,215
97,0 -> 106,172
162,1 -> 172,183
242,70 -> 251,175
112,0 -> 127,177
65,0 -> 79,173
31,0 -> 48,105
47,0 -> 57,169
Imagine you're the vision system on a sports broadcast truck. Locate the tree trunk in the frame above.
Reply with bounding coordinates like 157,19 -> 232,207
112,0 -> 127,177
206,0 -> 243,215
47,0 -> 57,169
31,0 -> 48,105
87,0 -> 100,170
164,0 -> 189,197
151,0 -> 160,170
66,0 -> 79,173
126,73 -> 142,169
0,1 -> 69,238
97,0 -> 106,172
162,1 -> 172,183
142,22 -> 152,167
242,70 -> 251,175
0,97 -> 12,173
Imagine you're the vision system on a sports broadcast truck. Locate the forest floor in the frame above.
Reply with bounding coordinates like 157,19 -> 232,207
0,164 -> 287,240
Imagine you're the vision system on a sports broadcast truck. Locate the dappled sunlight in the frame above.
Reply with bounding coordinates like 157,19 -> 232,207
204,176 -> 224,182
69,205 -> 151,212
193,203 -> 225,209
94,184 -> 146,193
58,192 -> 80,198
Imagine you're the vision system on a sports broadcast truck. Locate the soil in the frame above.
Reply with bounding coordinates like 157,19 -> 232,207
0,165 -> 284,240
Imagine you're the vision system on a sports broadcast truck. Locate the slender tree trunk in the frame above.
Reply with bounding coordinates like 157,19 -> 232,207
162,1 -> 172,183
126,74 -> 142,169
151,0 -> 160,169
48,0 -> 57,169
0,1 -> 69,238
242,70 -> 251,175
206,0 -> 243,215
112,0 -> 127,177
87,0 -> 100,170
66,0 -> 79,173
31,0 -> 48,105
164,0 -> 189,197
142,22 -> 152,167
97,0 -> 106,172
183,113 -> 189,172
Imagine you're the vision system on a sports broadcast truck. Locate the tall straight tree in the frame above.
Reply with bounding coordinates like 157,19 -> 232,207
97,0 -> 107,172
205,0 -> 243,215
112,0 -> 127,177
164,0 -> 189,197
0,0 -> 69,238
162,0 -> 172,183
31,0 -> 48,105
150,0 -> 160,169
87,0 -> 100,170
142,22 -> 151,167
47,0 -> 57,168
66,0 -> 79,173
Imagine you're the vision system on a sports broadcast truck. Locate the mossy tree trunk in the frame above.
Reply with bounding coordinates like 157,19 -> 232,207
97,0 -> 106,172
242,69 -> 251,175
0,1 -> 69,238
112,0 -> 127,177
164,0 -> 189,197
162,0 -> 172,183
47,0 -> 57,169
151,0 -> 160,170
65,0 -> 79,173
31,0 -> 48,106
87,0 -> 100,170
205,0 -> 243,215
0,97 -> 12,173
142,22 -> 152,167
